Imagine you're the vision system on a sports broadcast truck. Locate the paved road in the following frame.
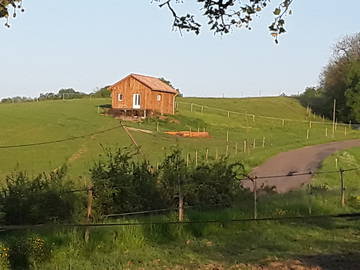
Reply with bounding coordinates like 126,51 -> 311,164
243,139 -> 360,193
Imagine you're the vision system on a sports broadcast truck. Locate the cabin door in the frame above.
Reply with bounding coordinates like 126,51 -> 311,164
132,94 -> 140,109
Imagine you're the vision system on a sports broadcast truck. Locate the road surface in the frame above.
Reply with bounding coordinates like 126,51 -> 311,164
243,139 -> 360,193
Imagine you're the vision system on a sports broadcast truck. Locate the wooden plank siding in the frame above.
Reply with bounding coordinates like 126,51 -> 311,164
110,74 -> 177,115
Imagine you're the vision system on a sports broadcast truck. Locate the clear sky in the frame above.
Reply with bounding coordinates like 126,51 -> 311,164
0,0 -> 359,99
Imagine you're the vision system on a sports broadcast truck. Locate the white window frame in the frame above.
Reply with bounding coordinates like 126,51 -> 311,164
117,93 -> 123,102
133,94 -> 141,109
157,94 -> 162,101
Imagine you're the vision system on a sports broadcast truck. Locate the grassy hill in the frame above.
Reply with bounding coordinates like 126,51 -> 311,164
0,96 -> 358,182
1,97 -> 360,269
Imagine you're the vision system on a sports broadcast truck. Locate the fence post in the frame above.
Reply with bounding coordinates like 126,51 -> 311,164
206,148 -> 209,162
195,150 -> 198,167
306,129 -> 310,140
156,121 -> 159,132
262,137 -> 265,148
235,143 -> 238,155
339,168 -> 345,207
85,184 -> 93,243
178,175 -> 184,222
191,103 -> 193,112
251,177 -> 257,220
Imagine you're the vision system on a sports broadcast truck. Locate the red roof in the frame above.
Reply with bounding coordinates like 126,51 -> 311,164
110,74 -> 178,95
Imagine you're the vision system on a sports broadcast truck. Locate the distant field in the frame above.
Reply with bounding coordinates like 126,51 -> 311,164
0,96 -> 358,183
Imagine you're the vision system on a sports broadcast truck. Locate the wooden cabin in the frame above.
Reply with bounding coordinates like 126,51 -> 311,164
109,74 -> 178,116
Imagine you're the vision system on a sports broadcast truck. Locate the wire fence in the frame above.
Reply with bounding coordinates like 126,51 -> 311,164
1,166 -> 360,232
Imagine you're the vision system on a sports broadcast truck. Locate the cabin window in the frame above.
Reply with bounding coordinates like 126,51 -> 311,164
157,95 -> 162,101
118,94 -> 123,101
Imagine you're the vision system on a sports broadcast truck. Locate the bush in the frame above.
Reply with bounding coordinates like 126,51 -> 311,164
91,147 -> 246,218
90,147 -> 165,217
158,148 -> 245,208
0,166 -> 81,225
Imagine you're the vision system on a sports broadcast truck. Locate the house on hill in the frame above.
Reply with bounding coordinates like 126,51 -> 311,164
109,74 -> 178,117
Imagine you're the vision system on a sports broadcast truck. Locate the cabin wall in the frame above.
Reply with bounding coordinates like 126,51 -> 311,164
111,76 -> 151,110
111,76 -> 176,115
150,91 -> 175,115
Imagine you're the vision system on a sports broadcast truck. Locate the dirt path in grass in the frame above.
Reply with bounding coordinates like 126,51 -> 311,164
243,139 -> 360,193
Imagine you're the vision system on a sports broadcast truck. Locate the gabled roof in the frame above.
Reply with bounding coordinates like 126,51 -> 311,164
110,73 -> 178,95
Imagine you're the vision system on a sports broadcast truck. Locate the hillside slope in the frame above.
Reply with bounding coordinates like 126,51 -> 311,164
0,97 -> 357,181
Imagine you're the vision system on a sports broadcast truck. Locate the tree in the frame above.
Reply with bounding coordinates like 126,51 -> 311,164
155,0 -> 294,43
92,86 -> 111,98
0,0 -> 24,27
1,1 -> 294,42
302,33 -> 360,122
159,77 -> 183,96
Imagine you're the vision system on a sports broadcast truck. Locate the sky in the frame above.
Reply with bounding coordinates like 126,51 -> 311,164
0,0 -> 359,99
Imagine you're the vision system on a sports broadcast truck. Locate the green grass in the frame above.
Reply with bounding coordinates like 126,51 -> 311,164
0,96 -> 357,183
1,97 -> 360,269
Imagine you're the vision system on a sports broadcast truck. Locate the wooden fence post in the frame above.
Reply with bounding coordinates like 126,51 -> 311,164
191,103 -> 194,112
253,139 -> 256,149
227,111 -> 230,118
325,127 -> 328,137
195,150 -> 198,167
252,177 -> 257,219
206,148 -> 209,162
262,137 -> 265,148
282,119 -> 285,127
156,121 -> 159,132
85,184 -> 93,243
339,169 -> 345,207
226,130 -> 229,143
235,143 -> 238,155
243,140 -> 247,153
178,175 -> 184,222
306,129 -> 310,140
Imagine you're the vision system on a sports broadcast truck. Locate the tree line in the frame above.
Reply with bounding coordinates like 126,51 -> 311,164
0,87 -> 111,104
299,33 -> 360,123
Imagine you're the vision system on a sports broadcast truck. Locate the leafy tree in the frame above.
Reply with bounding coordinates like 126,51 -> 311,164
345,61 -> 360,121
92,86 -> 111,98
155,0 -> 294,42
1,1 -> 294,42
301,33 -> 360,122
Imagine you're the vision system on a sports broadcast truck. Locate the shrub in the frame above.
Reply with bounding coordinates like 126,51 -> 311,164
90,147 -> 164,217
0,166 -> 81,225
91,147 -> 246,218
159,148 -> 245,208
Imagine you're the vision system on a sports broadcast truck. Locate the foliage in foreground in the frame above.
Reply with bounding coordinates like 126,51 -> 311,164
0,166 -> 82,225
90,147 -> 246,219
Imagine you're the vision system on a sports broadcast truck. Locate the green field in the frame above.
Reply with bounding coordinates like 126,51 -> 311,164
0,96 -> 358,182
1,97 -> 360,269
